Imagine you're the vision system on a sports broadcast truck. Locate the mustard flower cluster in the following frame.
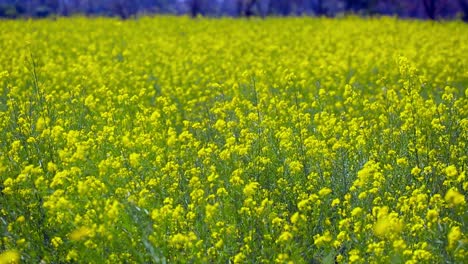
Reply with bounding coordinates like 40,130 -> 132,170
0,16 -> 467,263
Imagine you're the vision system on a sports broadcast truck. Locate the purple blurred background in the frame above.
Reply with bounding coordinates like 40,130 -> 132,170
1,0 -> 467,21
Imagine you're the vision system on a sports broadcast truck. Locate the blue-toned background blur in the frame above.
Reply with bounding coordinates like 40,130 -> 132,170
0,0 -> 467,21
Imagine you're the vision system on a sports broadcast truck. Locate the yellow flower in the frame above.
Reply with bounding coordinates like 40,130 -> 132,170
447,226 -> 462,249
276,231 -> 293,244
230,169 -> 245,186
373,212 -> 403,238
169,232 -> 197,250
129,153 -> 140,167
84,94 -> 97,109
349,249 -> 361,263
411,167 -> 421,176
36,116 -> 49,131
47,161 -> 58,173
243,181 -> 259,197
426,209 -> 439,223
396,157 -> 408,166
358,191 -> 367,199
66,249 -> 78,261
313,231 -> 332,247
445,188 -> 466,207
351,207 -> 363,217
412,249 -> 432,261
290,212 -> 306,224
70,226 -> 93,241
106,200 -> 121,220
297,199 -> 310,211
0,250 -> 20,264
318,187 -> 332,197
289,160 -> 303,174
331,198 -> 340,207
51,236 -> 63,248
205,203 -> 219,221
445,165 -> 457,178
275,253 -> 291,263
215,239 -> 223,249
272,217 -> 283,228
392,239 -> 407,252
233,252 -> 246,264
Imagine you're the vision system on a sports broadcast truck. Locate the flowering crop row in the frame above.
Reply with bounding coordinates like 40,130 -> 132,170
0,16 -> 467,263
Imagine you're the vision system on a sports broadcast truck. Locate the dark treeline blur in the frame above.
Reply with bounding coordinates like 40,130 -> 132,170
0,0 -> 467,21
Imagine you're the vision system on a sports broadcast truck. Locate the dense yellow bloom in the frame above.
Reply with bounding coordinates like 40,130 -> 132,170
313,231 -> 333,247
0,250 -> 20,264
447,226 -> 462,249
70,227 -> 93,241
351,207 -> 363,217
129,153 -> 140,167
0,16 -> 466,263
169,232 -> 197,250
275,253 -> 292,264
373,208 -> 404,239
205,203 -> 219,221
425,209 -> 439,223
445,165 -> 458,178
289,160 -> 303,174
276,231 -> 293,244
411,249 -> 432,261
66,249 -> 78,261
348,249 -> 361,263
410,167 -> 421,176
36,116 -> 49,132
51,236 -> 63,248
331,198 -> 340,207
106,200 -> 121,220
233,252 -> 246,264
243,181 -> 259,197
392,239 -> 407,252
318,187 -> 332,197
396,158 -> 408,166
445,188 -> 466,207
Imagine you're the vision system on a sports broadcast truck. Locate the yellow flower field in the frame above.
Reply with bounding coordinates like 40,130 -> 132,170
0,16 -> 467,263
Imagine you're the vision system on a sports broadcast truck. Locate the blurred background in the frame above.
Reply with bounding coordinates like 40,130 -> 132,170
0,0 -> 467,21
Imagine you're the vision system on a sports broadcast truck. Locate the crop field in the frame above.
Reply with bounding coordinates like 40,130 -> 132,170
0,16 -> 467,263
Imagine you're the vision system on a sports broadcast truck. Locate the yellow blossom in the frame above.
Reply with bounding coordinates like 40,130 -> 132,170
233,252 -> 246,264
445,165 -> 457,178
447,226 -> 462,249
70,226 -> 93,241
318,187 -> 332,197
314,231 -> 333,247
351,207 -> 363,217
51,236 -> 63,248
426,209 -> 439,223
276,231 -> 293,244
445,188 -> 466,207
0,250 -> 20,264
129,153 -> 140,167
243,181 -> 259,197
